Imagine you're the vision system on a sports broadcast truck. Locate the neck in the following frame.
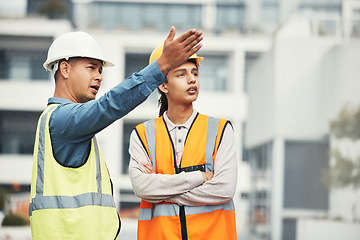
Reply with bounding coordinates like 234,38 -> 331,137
53,80 -> 78,103
166,103 -> 194,125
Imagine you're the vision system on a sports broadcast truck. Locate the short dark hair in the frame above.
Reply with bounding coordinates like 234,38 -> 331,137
54,57 -> 84,81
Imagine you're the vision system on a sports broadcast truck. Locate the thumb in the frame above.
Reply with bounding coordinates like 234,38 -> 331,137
165,26 -> 176,43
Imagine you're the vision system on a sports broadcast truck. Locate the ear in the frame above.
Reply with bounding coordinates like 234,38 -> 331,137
59,61 -> 70,79
158,83 -> 168,94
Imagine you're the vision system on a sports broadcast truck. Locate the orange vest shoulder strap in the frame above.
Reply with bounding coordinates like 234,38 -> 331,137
213,119 -> 231,159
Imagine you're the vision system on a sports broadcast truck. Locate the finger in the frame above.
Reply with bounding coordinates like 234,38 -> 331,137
186,43 -> 203,57
141,165 -> 151,174
184,36 -> 203,55
141,162 -> 155,173
183,33 -> 203,52
176,28 -> 197,43
140,162 -> 149,170
141,162 -> 150,169
182,30 -> 202,47
164,26 -> 176,44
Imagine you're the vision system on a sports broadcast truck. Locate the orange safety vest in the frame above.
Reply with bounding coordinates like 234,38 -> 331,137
135,113 -> 237,240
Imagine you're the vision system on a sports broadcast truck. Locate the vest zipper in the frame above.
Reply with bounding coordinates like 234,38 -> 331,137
163,118 -> 189,240
179,206 -> 188,240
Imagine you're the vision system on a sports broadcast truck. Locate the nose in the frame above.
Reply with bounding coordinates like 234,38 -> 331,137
188,74 -> 196,84
95,73 -> 103,82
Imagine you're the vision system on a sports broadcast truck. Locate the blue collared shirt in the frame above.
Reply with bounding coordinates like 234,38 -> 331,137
48,61 -> 165,167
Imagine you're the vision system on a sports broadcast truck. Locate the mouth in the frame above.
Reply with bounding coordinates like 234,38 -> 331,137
187,86 -> 197,94
90,85 -> 100,94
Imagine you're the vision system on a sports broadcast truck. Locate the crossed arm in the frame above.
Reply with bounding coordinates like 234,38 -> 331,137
128,124 -> 238,207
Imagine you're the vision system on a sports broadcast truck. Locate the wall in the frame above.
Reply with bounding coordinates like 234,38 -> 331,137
297,219 -> 360,240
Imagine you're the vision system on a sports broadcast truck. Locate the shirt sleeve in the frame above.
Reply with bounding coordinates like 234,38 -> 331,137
50,61 -> 165,167
51,61 -> 164,142
166,124 -> 238,206
128,130 -> 204,203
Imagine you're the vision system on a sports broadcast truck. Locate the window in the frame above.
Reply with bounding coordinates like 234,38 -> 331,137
118,189 -> 140,219
0,111 -> 41,154
248,141 -> 273,239
125,53 -> 149,79
242,122 -> 249,162
244,52 -> 262,93
198,53 -> 229,91
93,2 -> 202,32
27,0 -> 73,20
216,2 -> 246,32
262,0 -> 279,23
0,35 -> 51,81
284,140 -> 329,209
0,184 -> 31,222
122,120 -> 144,174
0,50 -> 49,81
351,9 -> 360,37
166,4 -> 201,31
125,53 -> 159,104
298,0 -> 342,15
0,50 -> 8,79
283,218 -> 297,240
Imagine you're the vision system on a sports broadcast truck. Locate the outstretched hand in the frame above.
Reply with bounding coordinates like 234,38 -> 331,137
157,26 -> 203,76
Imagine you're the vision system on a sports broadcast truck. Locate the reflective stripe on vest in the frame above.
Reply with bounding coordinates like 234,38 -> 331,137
205,116 -> 219,172
29,105 -> 115,216
139,201 -> 235,221
144,119 -> 156,168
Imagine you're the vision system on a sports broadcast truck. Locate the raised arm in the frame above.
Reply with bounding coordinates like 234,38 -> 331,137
51,27 -> 203,142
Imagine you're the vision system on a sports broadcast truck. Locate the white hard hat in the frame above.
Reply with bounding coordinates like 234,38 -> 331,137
43,31 -> 114,71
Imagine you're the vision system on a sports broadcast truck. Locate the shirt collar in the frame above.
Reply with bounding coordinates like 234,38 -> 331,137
163,109 -> 198,131
48,97 -> 75,105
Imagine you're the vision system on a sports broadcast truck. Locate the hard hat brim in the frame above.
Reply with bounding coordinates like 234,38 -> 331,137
43,56 -> 114,71
189,56 -> 204,67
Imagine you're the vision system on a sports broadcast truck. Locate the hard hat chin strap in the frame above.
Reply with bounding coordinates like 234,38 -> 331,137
52,61 -> 59,76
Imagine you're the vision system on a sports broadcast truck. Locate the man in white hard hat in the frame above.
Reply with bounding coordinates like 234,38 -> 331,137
29,27 -> 203,240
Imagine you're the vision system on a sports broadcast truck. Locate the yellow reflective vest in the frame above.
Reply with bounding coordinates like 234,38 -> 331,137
135,113 -> 237,240
29,104 -> 120,240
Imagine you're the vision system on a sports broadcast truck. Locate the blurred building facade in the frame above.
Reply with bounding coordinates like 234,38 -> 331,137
246,1 -> 360,240
0,0 -> 272,238
1,0 -> 360,240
